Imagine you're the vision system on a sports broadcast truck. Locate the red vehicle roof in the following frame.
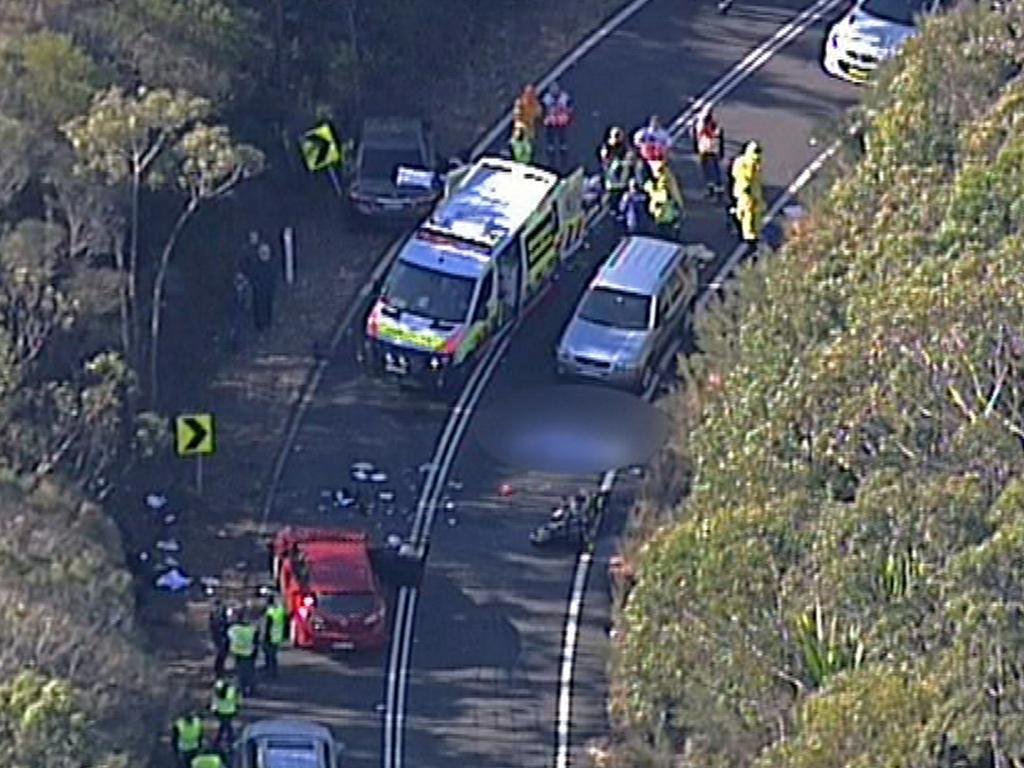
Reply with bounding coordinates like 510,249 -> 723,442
300,540 -> 376,593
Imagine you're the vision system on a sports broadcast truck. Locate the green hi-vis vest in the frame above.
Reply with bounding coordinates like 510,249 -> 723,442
510,135 -> 533,163
174,716 -> 203,751
191,752 -> 224,768
211,684 -> 239,717
227,622 -> 256,657
604,157 -> 630,191
265,603 -> 287,645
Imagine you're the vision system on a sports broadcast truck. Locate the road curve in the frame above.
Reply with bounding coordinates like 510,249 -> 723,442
245,2 -> 859,768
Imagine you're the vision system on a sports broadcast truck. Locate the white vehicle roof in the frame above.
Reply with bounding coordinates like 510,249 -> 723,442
423,158 -> 560,255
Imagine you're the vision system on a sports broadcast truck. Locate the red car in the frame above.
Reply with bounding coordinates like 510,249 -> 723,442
271,527 -> 388,651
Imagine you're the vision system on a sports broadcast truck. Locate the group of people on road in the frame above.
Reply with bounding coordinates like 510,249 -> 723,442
170,594 -> 289,768
509,82 -> 575,168
506,82 -> 765,248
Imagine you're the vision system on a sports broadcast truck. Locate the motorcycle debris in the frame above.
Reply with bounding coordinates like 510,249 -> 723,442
370,471 -> 388,483
199,576 -> 221,589
352,469 -> 369,482
336,489 -> 357,507
378,490 -> 395,503
447,480 -> 464,491
447,517 -> 457,527
163,514 -> 177,526
163,555 -> 180,568
216,529 -> 229,539
352,461 -> 375,474
155,538 -> 181,553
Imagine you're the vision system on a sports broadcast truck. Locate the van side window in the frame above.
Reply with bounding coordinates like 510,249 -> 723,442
473,270 -> 495,322
656,270 -> 685,326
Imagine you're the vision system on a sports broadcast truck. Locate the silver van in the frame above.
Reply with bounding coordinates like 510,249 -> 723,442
233,719 -> 344,768
556,236 -> 699,392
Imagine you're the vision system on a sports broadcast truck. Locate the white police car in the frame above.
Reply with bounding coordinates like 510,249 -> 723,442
823,0 -> 945,83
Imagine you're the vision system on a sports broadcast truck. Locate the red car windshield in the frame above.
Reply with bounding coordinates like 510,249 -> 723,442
316,592 -> 377,616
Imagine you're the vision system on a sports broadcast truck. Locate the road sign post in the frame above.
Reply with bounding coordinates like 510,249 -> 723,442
283,226 -> 295,285
175,413 -> 215,495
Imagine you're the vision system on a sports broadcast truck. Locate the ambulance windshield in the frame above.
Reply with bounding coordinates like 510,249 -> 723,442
382,260 -> 475,324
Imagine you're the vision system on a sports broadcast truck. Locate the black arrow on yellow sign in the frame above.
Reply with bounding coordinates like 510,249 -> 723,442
175,413 -> 215,456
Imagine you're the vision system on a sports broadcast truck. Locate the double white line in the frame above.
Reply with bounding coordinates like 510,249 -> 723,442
381,1 -> 848,767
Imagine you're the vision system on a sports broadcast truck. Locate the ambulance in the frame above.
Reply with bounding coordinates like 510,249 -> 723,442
361,157 -> 588,390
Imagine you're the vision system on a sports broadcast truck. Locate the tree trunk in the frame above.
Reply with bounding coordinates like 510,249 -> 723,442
148,198 -> 198,407
128,171 -> 140,359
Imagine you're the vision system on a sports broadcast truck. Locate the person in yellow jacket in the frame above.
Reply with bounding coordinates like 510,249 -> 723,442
730,140 -> 764,245
513,84 -> 542,140
172,711 -> 204,768
643,160 -> 685,241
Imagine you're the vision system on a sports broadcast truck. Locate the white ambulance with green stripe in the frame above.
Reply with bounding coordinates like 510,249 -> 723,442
362,157 -> 586,390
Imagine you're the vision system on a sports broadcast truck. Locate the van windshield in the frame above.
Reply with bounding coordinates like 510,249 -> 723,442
578,287 -> 651,331
382,260 -> 476,324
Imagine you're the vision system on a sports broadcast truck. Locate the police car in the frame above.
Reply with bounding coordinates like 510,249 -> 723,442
361,157 -> 587,391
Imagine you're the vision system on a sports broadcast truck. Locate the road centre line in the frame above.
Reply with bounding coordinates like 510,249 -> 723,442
669,0 -> 845,138
388,2 -> 850,765
554,137 -> 845,768
385,1 -> 847,765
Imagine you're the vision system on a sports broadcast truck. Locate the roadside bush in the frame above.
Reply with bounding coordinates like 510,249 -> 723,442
613,3 -> 1024,767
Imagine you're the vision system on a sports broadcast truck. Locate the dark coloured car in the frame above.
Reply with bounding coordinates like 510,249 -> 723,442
348,117 -> 441,220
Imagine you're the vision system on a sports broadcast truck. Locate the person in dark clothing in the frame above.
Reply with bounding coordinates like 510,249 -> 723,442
248,242 -> 276,332
227,269 -> 253,351
208,600 -> 230,677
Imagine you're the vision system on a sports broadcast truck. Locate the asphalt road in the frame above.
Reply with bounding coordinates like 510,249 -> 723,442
245,1 -> 859,766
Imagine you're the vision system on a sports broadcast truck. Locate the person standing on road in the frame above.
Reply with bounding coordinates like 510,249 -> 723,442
227,268 -> 253,352
209,601 -> 230,677
227,610 -> 258,695
508,123 -> 534,164
633,115 -> 673,169
210,677 -> 240,749
541,81 -> 574,167
513,84 -> 542,141
603,149 -> 631,222
619,178 -> 649,235
694,107 -> 725,199
731,140 -> 765,247
248,242 -> 277,333
598,126 -> 628,170
172,711 -> 204,768
644,161 -> 685,241
262,594 -> 287,680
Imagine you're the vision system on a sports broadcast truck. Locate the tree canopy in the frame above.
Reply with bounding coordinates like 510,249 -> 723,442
612,4 -> 1024,768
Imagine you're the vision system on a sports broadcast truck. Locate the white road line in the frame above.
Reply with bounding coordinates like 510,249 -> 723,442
470,0 -> 655,159
669,0 -> 845,137
553,138 -> 844,768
